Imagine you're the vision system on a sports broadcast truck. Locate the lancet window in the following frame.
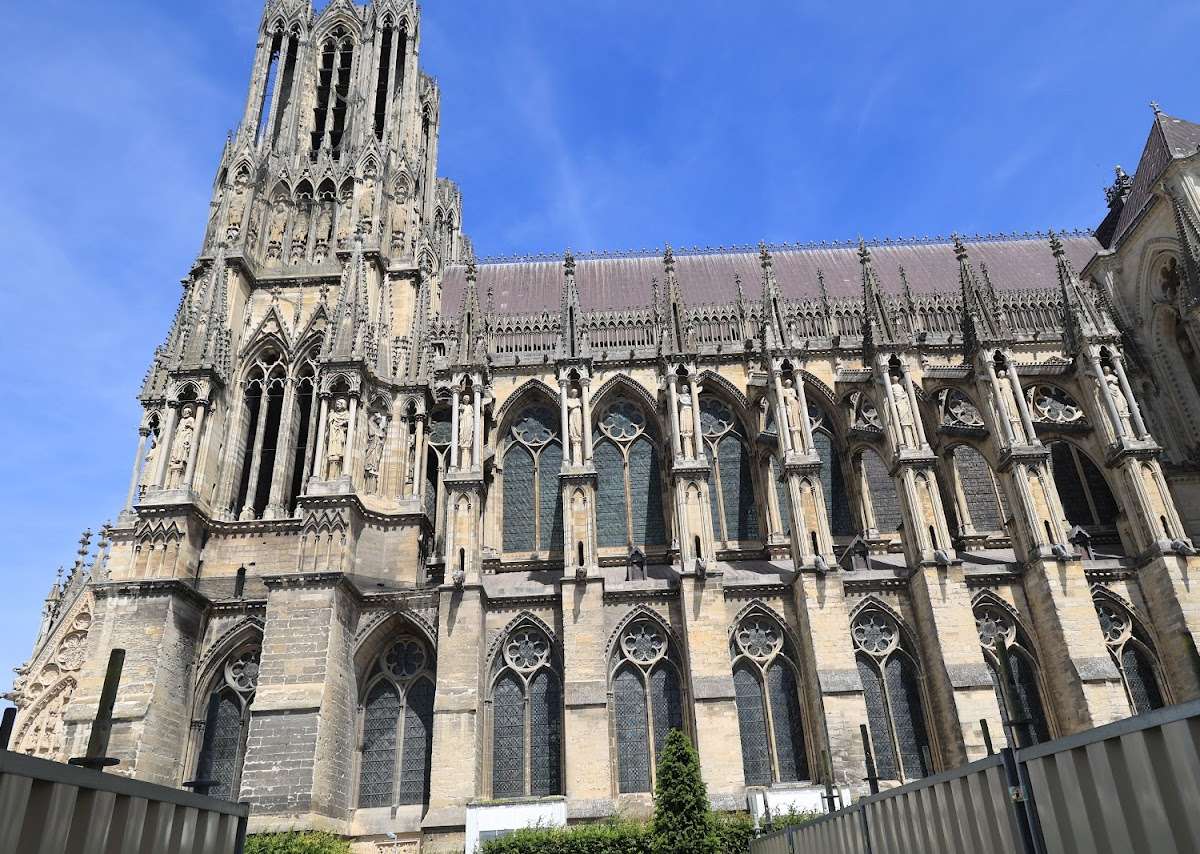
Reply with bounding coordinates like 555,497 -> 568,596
1048,441 -> 1118,530
730,611 -> 809,786
810,405 -> 854,537
357,635 -> 436,809
256,25 -> 299,147
857,449 -> 902,535
488,622 -> 563,799
502,405 -> 564,554
949,445 -> 1006,535
974,600 -> 1051,745
193,645 -> 260,801
611,617 -> 687,793
311,27 -> 354,158
701,398 -> 759,543
1093,596 -> 1168,714
593,399 -> 667,549
852,608 -> 931,781
425,406 -> 452,542
234,350 -> 287,519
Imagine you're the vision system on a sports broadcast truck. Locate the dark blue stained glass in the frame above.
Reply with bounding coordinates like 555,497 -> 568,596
1050,442 -> 1094,526
733,662 -> 771,786
814,431 -> 854,536
884,655 -> 930,779
539,442 -> 564,551
492,672 -> 526,798
719,435 -> 759,541
857,655 -> 898,780
955,445 -> 1003,532
529,670 -> 563,796
595,438 -> 628,547
1009,650 -> 1050,744
196,690 -> 244,801
630,436 -> 667,546
767,660 -> 808,782
358,681 -> 400,807
862,450 -> 902,533
614,665 -> 650,793
771,456 -> 792,537
710,442 -> 724,541
1122,644 -> 1165,714
398,678 -> 434,806
503,444 -> 535,552
649,663 -> 684,765
1079,450 -> 1119,520
424,450 -> 438,521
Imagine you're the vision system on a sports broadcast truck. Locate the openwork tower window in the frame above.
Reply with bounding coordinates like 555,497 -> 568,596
1093,597 -> 1167,714
194,645 -> 260,801
489,623 -> 563,798
357,635 -> 436,809
593,399 -> 667,549
502,405 -> 564,554
851,608 -> 931,781
974,600 -> 1050,745
730,612 -> 809,786
611,617 -> 686,793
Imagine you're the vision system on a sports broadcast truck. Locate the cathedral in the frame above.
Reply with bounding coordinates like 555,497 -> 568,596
9,1 -> 1200,852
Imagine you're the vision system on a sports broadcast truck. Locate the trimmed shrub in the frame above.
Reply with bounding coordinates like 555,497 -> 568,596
712,812 -> 756,853
243,831 -> 350,854
772,807 -> 823,831
479,819 -> 653,854
650,730 -> 720,854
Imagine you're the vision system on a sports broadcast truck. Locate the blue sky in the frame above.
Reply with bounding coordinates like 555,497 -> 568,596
1,0 -> 1197,703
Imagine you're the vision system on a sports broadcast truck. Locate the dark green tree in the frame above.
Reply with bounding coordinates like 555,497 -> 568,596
651,729 -> 721,854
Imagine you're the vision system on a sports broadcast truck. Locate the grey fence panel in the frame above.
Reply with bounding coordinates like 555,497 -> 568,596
0,749 -> 248,854
1019,699 -> 1200,854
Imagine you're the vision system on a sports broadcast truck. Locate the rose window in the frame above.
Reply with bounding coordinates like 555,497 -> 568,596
600,400 -> 646,440
1095,603 -> 1129,645
226,650 -> 261,693
504,630 -> 550,672
384,638 -> 427,679
851,612 -> 898,656
851,392 -> 882,430
700,399 -> 734,438
57,632 -> 87,671
975,606 -> 1015,649
1028,386 -> 1083,424
512,408 -> 556,446
621,621 -> 667,664
940,389 -> 984,427
736,619 -> 782,660
428,410 -> 453,446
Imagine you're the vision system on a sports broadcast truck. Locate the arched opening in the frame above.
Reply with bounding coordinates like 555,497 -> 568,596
192,643 -> 261,801
974,599 -> 1051,746
1094,595 -> 1169,714
699,397 -> 760,545
501,403 -> 563,555
1048,441 -> 1118,532
857,448 -> 902,535
592,397 -> 667,551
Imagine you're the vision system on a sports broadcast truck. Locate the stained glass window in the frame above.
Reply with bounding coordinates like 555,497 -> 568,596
489,624 -> 564,799
614,665 -> 650,793
595,439 -> 627,547
193,645 -> 260,802
733,663 -> 770,786
813,430 -> 854,537
649,664 -> 683,764
1050,441 -> 1118,527
702,399 -> 760,544
975,600 -> 1051,747
595,399 -> 666,550
612,618 -> 687,792
771,455 -> 792,537
1122,643 -> 1165,713
861,450 -> 901,533
503,405 -> 564,554
358,681 -> 400,807
629,437 -> 666,547
1093,597 -> 1167,715
539,442 -> 564,550
492,673 -> 526,798
529,670 -> 562,797
858,655 -> 898,780
767,661 -> 808,782
884,655 -> 930,778
398,678 -> 434,805
503,445 -> 535,551
953,445 -> 1003,532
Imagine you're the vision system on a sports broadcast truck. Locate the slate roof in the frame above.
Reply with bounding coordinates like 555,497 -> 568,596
441,232 -> 1100,316
1110,112 -> 1200,247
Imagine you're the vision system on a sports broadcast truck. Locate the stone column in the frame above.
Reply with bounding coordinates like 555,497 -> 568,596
983,360 -> 1017,446
1005,362 -> 1038,447
558,377 -> 570,459
123,427 -> 150,511
667,375 -> 683,459
449,393 -> 460,469
152,405 -> 179,489
580,377 -> 594,464
265,379 -> 299,517
1111,353 -> 1149,439
310,395 -> 329,481
241,574 -> 359,823
240,391 -> 272,520
1087,350 -> 1127,443
771,373 -> 793,454
343,395 -> 359,481
182,403 -> 208,489
472,384 -> 483,471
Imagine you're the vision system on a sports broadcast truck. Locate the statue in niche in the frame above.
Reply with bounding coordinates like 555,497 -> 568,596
457,393 -> 475,468
266,197 -> 288,259
290,201 -> 311,264
335,188 -> 354,246
166,404 -> 195,489
390,228 -> 406,256
364,411 -> 388,493
140,432 -> 161,494
225,171 -> 250,239
890,376 -> 918,447
358,166 -> 378,233
626,546 -> 647,582
314,200 -> 333,257
326,397 -> 350,479
995,367 -> 1026,443
567,385 -> 584,465
782,377 -> 805,453
678,388 -> 696,458
1099,365 -> 1134,438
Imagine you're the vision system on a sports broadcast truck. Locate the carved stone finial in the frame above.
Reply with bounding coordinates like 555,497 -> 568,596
663,243 -> 675,271
1048,229 -> 1065,258
563,249 -> 575,276
1151,100 -> 1162,115
758,242 -> 773,270
952,233 -> 969,261
466,258 -> 478,282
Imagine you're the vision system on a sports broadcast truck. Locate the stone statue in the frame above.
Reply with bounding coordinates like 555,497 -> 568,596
335,188 -> 354,245
358,168 -> 378,232
364,412 -> 388,493
266,198 -> 288,258
891,377 -> 918,447
996,369 -> 1026,443
290,201 -> 311,264
678,390 -> 696,458
457,394 -> 475,467
167,404 -> 195,489
566,386 -> 584,465
315,202 -> 333,245
1101,366 -> 1134,438
141,432 -> 161,493
326,397 -> 350,479
225,171 -> 249,239
782,378 -> 805,453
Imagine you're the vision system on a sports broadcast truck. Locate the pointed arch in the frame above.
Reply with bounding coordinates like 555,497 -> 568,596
1047,440 -> 1119,529
494,379 -> 560,431
698,369 -> 750,413
590,373 -> 660,419
193,617 -> 266,710
1090,586 -> 1169,713
485,610 -> 559,666
971,591 -> 1051,744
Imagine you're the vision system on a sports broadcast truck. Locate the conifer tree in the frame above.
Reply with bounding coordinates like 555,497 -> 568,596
651,729 -> 720,854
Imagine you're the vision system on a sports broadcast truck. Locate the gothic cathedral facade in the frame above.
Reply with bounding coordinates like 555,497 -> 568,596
9,2 -> 1200,852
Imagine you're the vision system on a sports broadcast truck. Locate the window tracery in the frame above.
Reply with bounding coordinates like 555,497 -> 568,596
730,612 -> 809,786
593,399 -> 666,549
1093,597 -> 1167,714
488,623 -> 563,799
937,389 -> 984,429
973,601 -> 1050,745
611,617 -> 686,793
357,634 -> 436,809
503,405 -> 564,553
1025,385 -> 1085,425
700,398 -> 760,543
194,644 -> 261,801
851,608 -> 930,781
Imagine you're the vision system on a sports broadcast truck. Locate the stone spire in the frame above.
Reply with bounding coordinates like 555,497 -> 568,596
859,240 -> 905,359
324,233 -> 373,361
758,243 -> 785,350
956,235 -> 1009,357
1166,184 -> 1200,304
816,268 -> 832,333
458,257 -> 485,363
661,244 -> 688,354
559,249 -> 582,358
179,245 -> 232,378
1052,231 -> 1118,355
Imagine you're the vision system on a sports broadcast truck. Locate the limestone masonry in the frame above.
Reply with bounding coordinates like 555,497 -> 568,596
9,1 -> 1200,852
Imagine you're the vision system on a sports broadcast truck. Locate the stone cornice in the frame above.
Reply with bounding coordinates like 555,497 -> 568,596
91,577 -> 210,609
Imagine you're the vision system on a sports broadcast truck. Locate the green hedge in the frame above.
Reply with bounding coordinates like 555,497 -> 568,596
243,831 -> 350,854
479,814 -> 756,854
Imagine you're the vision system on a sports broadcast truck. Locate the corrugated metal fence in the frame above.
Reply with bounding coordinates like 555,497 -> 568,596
751,699 -> 1200,854
0,748 -> 249,854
